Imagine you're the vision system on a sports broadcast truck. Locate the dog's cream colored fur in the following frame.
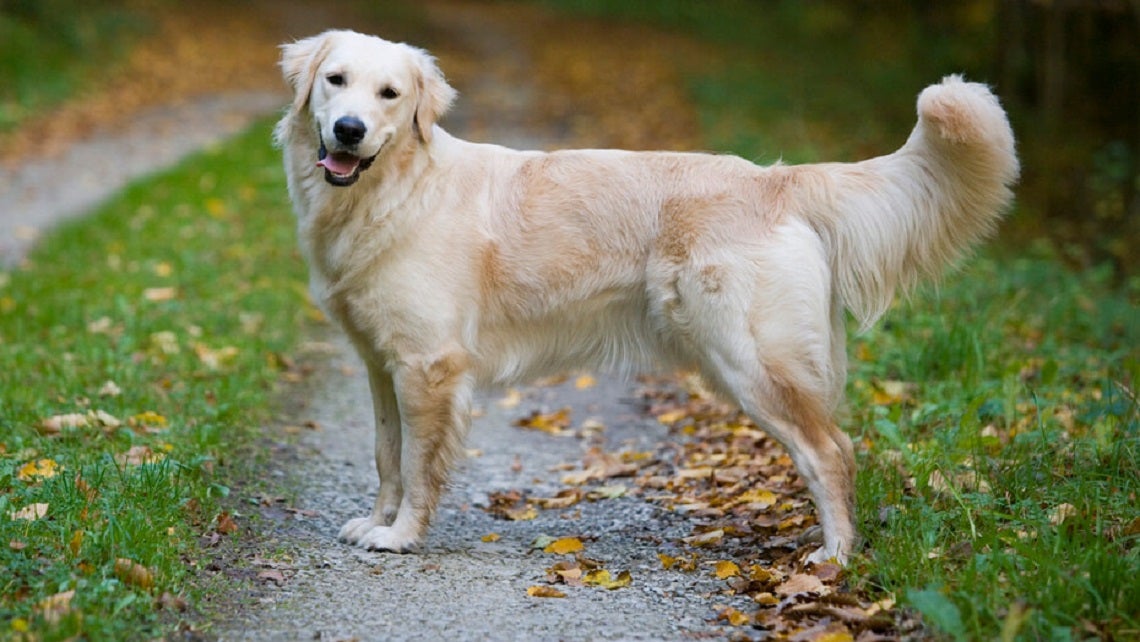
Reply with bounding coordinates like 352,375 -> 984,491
276,30 -> 1018,564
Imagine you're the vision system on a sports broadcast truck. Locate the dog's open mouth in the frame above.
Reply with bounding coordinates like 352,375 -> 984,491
317,140 -> 376,187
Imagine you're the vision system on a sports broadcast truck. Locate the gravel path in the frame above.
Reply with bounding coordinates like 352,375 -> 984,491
0,91 -> 284,267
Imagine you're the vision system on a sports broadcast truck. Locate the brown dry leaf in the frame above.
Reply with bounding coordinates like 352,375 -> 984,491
527,585 -> 567,598
583,569 -> 632,590
143,286 -> 178,302
215,511 -> 238,534
257,569 -> 286,585
115,445 -> 164,467
533,488 -> 583,509
682,529 -> 724,547
544,537 -> 584,555
194,343 -> 239,370
1049,503 -> 1077,526
714,560 -> 741,579
37,590 -> 75,625
69,530 -> 84,557
114,558 -> 155,590
39,413 -> 90,434
775,573 -> 827,598
546,560 -> 584,586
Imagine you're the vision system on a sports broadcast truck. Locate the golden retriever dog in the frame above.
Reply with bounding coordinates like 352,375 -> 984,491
275,30 -> 1017,565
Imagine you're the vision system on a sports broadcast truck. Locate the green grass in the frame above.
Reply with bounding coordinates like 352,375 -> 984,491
0,119 -> 307,640
534,1 -> 1140,638
0,1 -> 153,131
848,254 -> 1139,640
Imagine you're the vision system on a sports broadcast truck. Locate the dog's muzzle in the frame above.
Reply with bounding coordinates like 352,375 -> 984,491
316,135 -> 378,187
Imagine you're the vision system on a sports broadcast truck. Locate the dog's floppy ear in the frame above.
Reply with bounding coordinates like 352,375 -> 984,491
409,47 -> 456,144
280,32 -> 335,115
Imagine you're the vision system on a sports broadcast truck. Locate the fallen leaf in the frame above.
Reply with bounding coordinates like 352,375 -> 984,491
871,379 -> 915,405
544,537 -> 584,555
37,590 -> 74,624
513,407 -> 572,434
98,380 -> 122,397
504,505 -> 538,521
143,286 -> 177,302
714,560 -> 741,579
574,374 -> 597,390
40,412 -> 89,434
115,445 -> 164,467
1049,503 -> 1077,526
655,409 -> 688,424
17,458 -> 60,481
481,533 -> 501,543
775,573 -> 826,597
533,488 -> 583,509
583,569 -> 632,590
682,529 -> 724,547
527,585 -> 566,598
585,485 -> 627,500
10,503 -> 49,520
716,606 -> 750,626
215,511 -> 238,534
257,570 -> 286,585
114,558 -> 155,589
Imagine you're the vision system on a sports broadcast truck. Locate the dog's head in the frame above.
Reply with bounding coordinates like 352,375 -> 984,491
279,30 -> 456,186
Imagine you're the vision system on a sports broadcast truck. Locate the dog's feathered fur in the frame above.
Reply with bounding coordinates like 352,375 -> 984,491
276,30 -> 1018,564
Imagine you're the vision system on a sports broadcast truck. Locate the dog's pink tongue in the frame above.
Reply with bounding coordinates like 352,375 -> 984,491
317,153 -> 360,175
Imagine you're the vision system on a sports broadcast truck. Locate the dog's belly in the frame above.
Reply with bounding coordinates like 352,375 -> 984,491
472,286 -> 683,386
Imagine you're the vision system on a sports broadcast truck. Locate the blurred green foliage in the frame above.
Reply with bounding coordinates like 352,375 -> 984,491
0,0 -> 151,130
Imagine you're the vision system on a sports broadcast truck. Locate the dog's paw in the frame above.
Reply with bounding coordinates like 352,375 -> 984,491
339,517 -> 420,553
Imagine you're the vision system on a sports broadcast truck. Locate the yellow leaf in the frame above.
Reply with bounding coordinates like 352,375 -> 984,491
574,374 -> 597,390
655,409 -> 687,424
153,262 -> 173,277
815,632 -> 855,642
658,553 -> 677,569
871,379 -> 914,405
717,606 -> 750,626
735,488 -> 777,508
504,505 -> 538,521
526,585 -> 566,598
204,197 -> 227,217
714,560 -> 741,579
17,458 -> 60,481
481,533 -> 501,543
583,569 -> 632,590
544,537 -> 584,555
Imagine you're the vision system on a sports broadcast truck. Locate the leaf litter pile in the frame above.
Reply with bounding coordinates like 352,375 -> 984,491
492,374 -> 912,641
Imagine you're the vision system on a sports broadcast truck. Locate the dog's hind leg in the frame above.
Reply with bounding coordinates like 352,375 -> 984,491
339,364 -> 403,545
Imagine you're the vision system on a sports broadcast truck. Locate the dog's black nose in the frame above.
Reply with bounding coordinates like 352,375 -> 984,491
333,117 -> 367,145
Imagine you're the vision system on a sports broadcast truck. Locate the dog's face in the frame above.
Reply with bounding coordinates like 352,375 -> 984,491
280,30 -> 456,186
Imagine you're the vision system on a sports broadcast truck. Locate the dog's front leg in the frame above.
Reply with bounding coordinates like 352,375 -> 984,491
339,364 -> 403,544
342,351 -> 472,552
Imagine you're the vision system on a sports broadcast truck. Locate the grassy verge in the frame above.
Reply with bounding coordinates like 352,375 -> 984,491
0,1 -> 154,131
0,119 -> 307,640
535,1 -> 1140,639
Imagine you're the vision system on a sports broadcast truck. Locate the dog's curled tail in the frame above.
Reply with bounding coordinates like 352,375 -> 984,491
807,75 -> 1020,330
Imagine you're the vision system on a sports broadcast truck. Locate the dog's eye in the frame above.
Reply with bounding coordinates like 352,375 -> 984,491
380,86 -> 400,100
327,73 -> 346,87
